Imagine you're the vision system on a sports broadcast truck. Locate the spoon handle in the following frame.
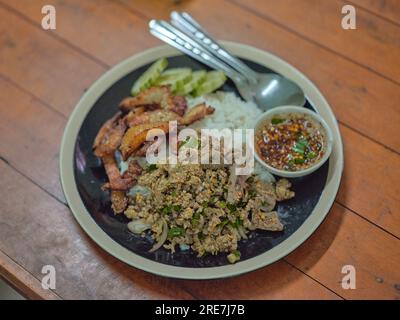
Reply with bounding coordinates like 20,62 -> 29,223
171,11 -> 258,84
149,20 -> 246,83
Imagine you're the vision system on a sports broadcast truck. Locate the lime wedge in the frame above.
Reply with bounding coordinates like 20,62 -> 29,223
130,58 -> 168,96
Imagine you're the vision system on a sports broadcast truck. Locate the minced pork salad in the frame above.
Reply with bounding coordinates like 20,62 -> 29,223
125,159 -> 294,264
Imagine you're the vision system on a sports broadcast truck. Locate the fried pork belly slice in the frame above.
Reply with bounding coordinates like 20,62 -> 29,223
126,159 -> 143,177
131,141 -> 153,157
125,109 -> 182,127
171,95 -> 187,116
275,179 -> 295,201
119,86 -> 188,116
101,154 -> 135,190
93,112 -> 126,156
123,106 -> 146,123
179,103 -> 215,125
252,211 -> 283,231
111,190 -> 128,214
120,121 -> 170,160
119,86 -> 172,112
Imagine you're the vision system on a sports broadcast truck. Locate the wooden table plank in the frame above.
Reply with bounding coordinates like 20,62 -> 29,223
180,261 -> 342,300
2,67 -> 399,240
0,5 -> 105,117
0,250 -> 60,300
233,0 -> 400,83
0,160 -> 196,300
1,71 -> 398,299
4,0 -> 400,152
117,0 -> 400,153
2,34 -> 400,243
0,57 -> 338,299
1,0 -> 159,66
182,203 -> 400,300
1,0 -> 399,237
350,0 -> 400,25
0,76 -> 66,202
287,203 -> 400,300
0,160 -> 341,299
0,0 -> 398,299
338,125 -> 400,238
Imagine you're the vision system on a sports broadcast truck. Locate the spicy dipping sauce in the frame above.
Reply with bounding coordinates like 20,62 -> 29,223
255,113 -> 327,171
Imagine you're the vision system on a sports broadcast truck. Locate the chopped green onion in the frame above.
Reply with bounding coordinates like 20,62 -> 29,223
192,212 -> 201,225
231,217 -> 243,228
172,204 -> 182,212
226,203 -> 237,213
232,250 -> 241,257
248,189 -> 257,198
292,138 -> 309,155
308,151 -> 317,159
219,219 -> 230,228
219,201 -> 227,208
160,205 -> 172,215
271,118 -> 284,125
292,147 -> 305,154
246,176 -> 255,183
294,157 -> 305,164
297,138 -> 308,147
146,164 -> 157,172
168,227 -> 185,238
201,201 -> 209,208
227,250 -> 241,263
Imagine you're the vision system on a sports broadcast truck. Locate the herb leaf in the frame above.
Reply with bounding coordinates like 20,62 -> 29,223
168,227 -> 185,238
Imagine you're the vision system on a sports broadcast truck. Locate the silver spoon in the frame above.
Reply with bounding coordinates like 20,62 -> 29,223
170,12 -> 306,110
149,19 -> 305,110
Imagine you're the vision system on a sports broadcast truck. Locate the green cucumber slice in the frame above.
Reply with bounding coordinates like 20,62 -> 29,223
192,70 -> 227,97
130,58 -> 168,96
177,70 -> 207,96
155,68 -> 192,93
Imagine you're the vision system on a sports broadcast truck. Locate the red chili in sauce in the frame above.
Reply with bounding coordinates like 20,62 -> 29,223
255,113 -> 326,171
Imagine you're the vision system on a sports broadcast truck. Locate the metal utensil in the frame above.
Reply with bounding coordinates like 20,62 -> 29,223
149,18 -> 305,110
170,11 -> 306,109
149,20 -> 253,100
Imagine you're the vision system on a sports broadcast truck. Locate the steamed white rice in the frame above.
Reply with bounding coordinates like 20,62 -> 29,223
187,91 -> 262,130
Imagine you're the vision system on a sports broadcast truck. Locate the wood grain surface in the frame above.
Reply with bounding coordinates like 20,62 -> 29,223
0,0 -> 399,299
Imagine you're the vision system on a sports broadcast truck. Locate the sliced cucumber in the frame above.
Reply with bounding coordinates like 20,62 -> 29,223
177,70 -> 207,96
130,58 -> 168,96
155,68 -> 192,93
192,70 -> 227,97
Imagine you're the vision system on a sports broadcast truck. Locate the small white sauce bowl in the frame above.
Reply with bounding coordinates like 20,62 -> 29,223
252,106 -> 333,178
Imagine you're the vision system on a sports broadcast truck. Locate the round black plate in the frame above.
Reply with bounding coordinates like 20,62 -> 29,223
74,55 -> 328,268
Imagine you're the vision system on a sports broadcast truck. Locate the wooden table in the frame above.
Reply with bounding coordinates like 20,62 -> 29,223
0,0 -> 399,300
